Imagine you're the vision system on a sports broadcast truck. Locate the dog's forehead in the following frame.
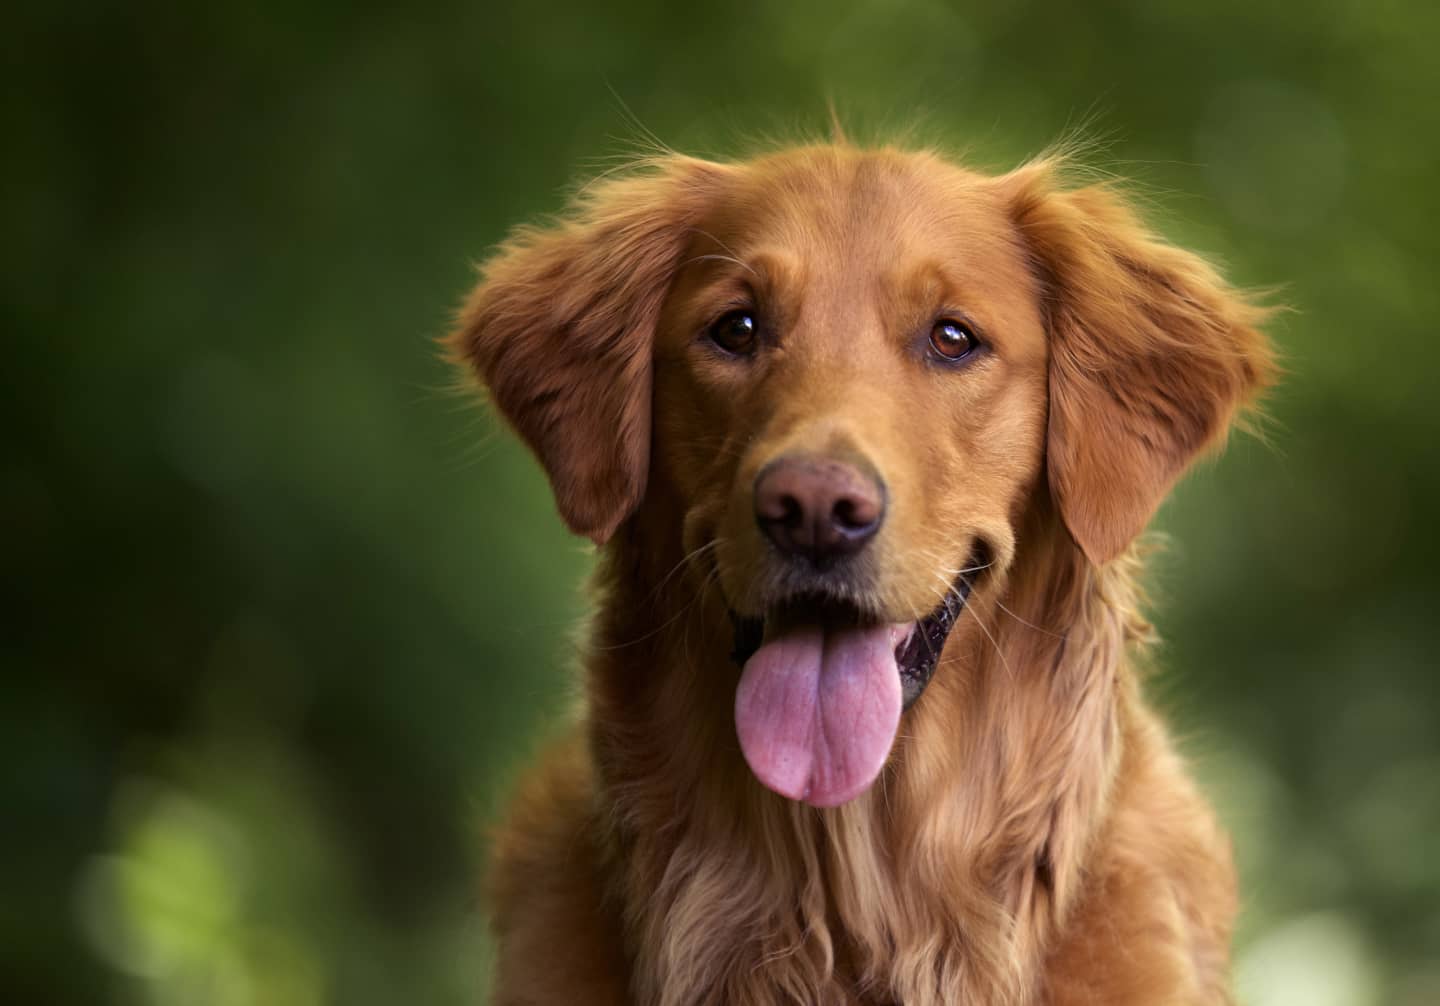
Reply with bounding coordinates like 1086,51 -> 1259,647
697,147 -> 1032,300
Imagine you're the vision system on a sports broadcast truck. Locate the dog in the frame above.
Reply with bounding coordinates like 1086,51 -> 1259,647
450,140 -> 1274,1005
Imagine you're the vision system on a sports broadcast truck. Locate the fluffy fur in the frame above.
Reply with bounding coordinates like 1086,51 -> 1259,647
451,141 -> 1274,1005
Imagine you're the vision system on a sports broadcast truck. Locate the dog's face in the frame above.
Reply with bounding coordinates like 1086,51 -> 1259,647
654,150 -> 1046,628
648,154 -> 1050,804
453,145 -> 1270,808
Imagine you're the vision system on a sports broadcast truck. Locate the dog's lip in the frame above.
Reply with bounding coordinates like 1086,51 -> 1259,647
894,568 -> 977,707
727,547 -> 985,710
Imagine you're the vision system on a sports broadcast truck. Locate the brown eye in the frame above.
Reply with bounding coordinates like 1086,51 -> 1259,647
929,319 -> 977,361
709,310 -> 759,356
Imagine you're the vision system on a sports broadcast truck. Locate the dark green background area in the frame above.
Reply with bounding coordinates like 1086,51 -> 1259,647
5,2 -> 1437,1003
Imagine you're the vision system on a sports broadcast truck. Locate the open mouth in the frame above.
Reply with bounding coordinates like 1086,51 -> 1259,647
727,546 -> 986,807
730,574 -> 976,710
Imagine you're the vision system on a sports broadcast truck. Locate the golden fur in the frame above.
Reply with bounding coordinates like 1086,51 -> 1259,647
451,142 -> 1274,1005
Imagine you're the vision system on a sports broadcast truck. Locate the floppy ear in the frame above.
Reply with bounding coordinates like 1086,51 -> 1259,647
1008,163 -> 1276,565
449,157 -> 723,544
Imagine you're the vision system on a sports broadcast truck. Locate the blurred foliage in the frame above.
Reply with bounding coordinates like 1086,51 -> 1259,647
4,1 -> 1438,1003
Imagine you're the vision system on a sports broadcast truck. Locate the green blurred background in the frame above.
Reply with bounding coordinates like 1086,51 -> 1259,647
6,1 -> 1438,1003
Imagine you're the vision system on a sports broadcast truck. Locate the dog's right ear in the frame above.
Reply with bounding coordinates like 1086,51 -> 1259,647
449,157 -> 724,544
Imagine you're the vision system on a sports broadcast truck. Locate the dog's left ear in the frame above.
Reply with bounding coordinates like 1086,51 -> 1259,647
1005,163 -> 1277,566
449,157 -> 724,544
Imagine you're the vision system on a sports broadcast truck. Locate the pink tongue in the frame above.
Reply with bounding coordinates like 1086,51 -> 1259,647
735,621 -> 905,807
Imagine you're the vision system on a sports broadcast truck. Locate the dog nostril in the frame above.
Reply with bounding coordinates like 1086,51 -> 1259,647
778,494 -> 804,529
832,496 -> 879,532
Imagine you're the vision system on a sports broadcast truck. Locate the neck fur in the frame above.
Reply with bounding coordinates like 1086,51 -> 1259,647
583,500 -> 1149,1006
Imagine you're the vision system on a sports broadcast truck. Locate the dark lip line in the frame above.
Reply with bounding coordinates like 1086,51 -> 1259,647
724,544 -> 987,711
897,563 -> 978,709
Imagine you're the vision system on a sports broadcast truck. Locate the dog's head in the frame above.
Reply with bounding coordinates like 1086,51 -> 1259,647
452,145 -> 1272,807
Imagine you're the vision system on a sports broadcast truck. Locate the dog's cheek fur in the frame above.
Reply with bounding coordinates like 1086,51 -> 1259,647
1007,167 -> 1277,565
448,158 -> 725,544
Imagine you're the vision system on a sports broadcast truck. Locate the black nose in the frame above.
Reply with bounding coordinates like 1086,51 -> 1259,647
754,455 -> 885,564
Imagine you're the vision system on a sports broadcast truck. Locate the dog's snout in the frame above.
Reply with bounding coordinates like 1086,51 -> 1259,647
754,456 -> 885,563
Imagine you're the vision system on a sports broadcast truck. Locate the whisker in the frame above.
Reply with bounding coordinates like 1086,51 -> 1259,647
680,253 -> 759,279
645,537 -> 724,608
593,538 -> 727,651
931,548 -> 1062,642
960,580 -> 1013,680
992,598 -> 1064,639
687,227 -> 755,273
919,551 -> 1013,681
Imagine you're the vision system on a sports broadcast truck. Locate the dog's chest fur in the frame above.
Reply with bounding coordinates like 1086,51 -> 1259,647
573,524 -> 1187,1006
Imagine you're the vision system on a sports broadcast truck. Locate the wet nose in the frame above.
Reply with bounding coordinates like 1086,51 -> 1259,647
754,455 -> 885,564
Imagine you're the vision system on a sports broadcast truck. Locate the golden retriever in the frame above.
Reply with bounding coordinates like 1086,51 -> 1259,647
450,140 -> 1274,1005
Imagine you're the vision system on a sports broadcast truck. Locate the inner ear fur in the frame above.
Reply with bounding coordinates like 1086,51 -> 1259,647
448,157 -> 725,544
1006,161 -> 1277,566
